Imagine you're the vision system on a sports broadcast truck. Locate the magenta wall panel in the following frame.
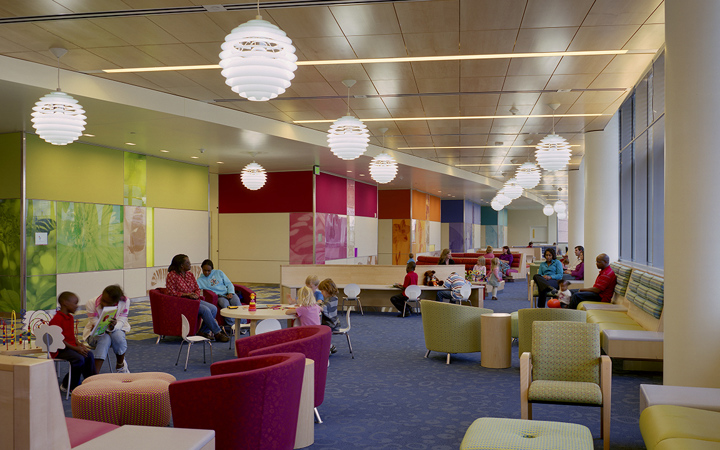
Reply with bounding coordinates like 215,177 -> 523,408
315,213 -> 326,264
316,173 -> 347,215
219,171 -> 312,213
289,212 -> 314,264
355,181 -> 378,218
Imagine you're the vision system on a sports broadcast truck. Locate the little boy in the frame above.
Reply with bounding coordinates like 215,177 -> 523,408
49,292 -> 97,392
557,280 -> 573,308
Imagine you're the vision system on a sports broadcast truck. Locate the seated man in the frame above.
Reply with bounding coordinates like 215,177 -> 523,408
567,253 -> 617,309
435,271 -> 465,304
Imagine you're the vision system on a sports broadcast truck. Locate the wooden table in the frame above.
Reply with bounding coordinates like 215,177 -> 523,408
480,313 -> 512,369
75,425 -> 215,449
220,305 -> 297,336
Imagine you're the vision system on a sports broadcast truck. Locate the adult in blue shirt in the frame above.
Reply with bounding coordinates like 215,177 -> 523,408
532,248 -> 564,308
198,259 -> 242,332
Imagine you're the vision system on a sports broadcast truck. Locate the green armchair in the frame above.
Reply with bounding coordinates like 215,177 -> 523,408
517,308 -> 587,356
420,300 -> 493,364
520,321 -> 612,450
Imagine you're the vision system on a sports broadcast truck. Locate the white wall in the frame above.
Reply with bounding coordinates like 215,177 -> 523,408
354,216 -> 378,257
429,220 -> 441,252
154,208 -> 209,265
507,209 -> 550,246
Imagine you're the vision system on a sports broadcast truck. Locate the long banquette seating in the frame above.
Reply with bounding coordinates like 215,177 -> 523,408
417,252 -> 524,279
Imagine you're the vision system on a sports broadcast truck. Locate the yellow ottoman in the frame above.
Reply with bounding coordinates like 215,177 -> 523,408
461,418 -> 593,450
71,372 -> 176,427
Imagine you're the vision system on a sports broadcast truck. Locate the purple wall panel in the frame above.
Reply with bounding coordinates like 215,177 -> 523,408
289,212 -> 314,264
316,173 -> 347,215
355,181 -> 378,218
448,222 -> 464,252
324,213 -> 347,260
464,222 -> 473,252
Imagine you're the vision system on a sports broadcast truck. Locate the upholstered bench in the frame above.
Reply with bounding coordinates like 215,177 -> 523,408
640,405 -> 720,450
72,372 -> 176,427
460,418 -> 593,450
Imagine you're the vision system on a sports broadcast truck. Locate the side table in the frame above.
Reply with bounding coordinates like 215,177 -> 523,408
480,313 -> 511,368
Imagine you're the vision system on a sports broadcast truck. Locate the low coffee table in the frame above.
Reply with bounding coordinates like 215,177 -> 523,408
220,305 -> 298,336
480,313 -> 512,368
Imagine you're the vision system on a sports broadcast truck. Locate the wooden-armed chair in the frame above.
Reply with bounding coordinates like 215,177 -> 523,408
517,308 -> 587,357
520,321 -> 612,450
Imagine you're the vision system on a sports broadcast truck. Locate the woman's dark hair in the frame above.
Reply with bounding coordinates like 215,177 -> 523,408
103,285 -> 124,303
169,254 -> 189,273
502,245 -> 510,253
201,259 -> 214,269
544,247 -> 557,260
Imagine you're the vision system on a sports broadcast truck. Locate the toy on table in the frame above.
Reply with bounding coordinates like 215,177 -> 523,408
248,293 -> 257,312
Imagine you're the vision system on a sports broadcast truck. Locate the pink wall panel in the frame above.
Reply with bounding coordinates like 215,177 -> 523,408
219,171 -> 313,214
355,181 -> 378,218
324,213 -> 347,261
315,213 -> 326,264
316,173 -> 347,215
289,212 -> 314,264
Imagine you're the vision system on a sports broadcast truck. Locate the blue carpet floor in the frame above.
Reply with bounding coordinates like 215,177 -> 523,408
62,281 -> 660,449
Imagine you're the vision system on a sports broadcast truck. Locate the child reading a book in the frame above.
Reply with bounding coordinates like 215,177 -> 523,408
285,286 -> 322,326
50,292 -> 97,392
82,285 -> 131,374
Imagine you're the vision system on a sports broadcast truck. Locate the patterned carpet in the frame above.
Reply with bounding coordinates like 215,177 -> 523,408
61,281 -> 660,449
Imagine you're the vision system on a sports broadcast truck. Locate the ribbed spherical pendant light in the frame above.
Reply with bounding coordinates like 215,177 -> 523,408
503,178 -> 523,199
515,161 -> 542,189
241,162 -> 267,190
557,211 -> 567,220
369,152 -> 397,184
219,4 -> 297,102
491,200 -> 504,211
32,48 -> 86,146
495,191 -> 511,206
543,204 -> 554,216
328,80 -> 369,160
553,200 -> 567,213
535,104 -> 571,172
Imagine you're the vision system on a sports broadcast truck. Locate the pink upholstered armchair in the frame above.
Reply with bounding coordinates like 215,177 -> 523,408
169,353 -> 305,450
234,325 -> 331,421
149,288 -> 217,343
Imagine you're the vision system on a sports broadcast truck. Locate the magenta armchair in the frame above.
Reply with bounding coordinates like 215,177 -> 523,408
169,353 -> 305,450
234,326 -> 331,418
149,288 -> 217,342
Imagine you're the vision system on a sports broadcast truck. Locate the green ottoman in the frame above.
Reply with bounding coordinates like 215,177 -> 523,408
511,311 -> 519,339
461,418 -> 593,450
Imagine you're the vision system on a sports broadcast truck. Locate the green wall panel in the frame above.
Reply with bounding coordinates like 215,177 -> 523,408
26,275 -> 56,311
124,153 -> 147,206
0,199 -> 21,277
26,134 -> 123,205
26,200 -> 56,276
146,157 -> 208,210
0,133 -> 22,199
57,202 -> 124,273
0,276 -> 21,313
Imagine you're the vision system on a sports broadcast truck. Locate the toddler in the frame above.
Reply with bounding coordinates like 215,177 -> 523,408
286,286 -> 322,326
486,258 -> 502,300
472,256 -> 487,281
557,280 -> 572,307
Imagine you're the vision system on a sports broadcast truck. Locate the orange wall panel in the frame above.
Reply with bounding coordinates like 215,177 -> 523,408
428,194 -> 441,221
411,190 -> 428,220
378,190 -> 411,219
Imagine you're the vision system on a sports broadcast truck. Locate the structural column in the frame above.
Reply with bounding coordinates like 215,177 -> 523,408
567,159 -> 585,258
664,0 -> 720,388
583,114 -> 619,288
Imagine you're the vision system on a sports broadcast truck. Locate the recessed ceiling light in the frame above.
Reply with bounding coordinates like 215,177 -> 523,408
191,156 -> 199,159
83,133 -> 95,137
294,113 -> 606,124
217,161 -> 224,164
125,142 -> 136,146
347,170 -> 353,173
359,174 -> 365,176
160,150 -> 169,153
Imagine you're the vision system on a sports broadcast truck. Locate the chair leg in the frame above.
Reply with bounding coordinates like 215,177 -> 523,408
446,353 -> 451,365
175,341 -> 186,366
64,362 -> 71,400
314,408 -> 323,424
156,335 -> 161,344
357,299 -> 363,315
209,341 -> 214,364
345,333 -> 354,359
602,405 -> 610,450
184,342 -> 192,371
202,340 -> 206,364
424,350 -> 430,358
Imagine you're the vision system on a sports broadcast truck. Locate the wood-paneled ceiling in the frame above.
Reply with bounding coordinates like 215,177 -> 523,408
0,0 -> 665,207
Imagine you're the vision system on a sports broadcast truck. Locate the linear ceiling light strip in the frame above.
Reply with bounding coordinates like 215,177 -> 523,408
294,113 -> 606,124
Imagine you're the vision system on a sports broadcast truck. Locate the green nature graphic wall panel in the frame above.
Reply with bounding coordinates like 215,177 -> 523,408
57,202 -> 124,273
146,157 -> 208,210
0,133 -> 22,198
26,275 -> 56,311
0,276 -> 21,312
27,200 -> 56,276
124,153 -> 147,206
26,134 -> 123,205
0,199 -> 21,277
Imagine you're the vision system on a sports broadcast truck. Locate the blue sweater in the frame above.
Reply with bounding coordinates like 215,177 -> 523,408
538,259 -> 564,280
197,269 -> 235,296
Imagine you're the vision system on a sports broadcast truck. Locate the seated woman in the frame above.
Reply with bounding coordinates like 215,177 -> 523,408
438,248 -> 455,265
498,245 -> 514,277
564,245 -> 584,280
532,248 -> 564,308
482,246 -> 495,261
197,259 -> 243,334
165,254 -> 229,342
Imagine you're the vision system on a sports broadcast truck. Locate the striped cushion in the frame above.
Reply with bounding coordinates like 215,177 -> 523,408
625,270 -> 665,319
611,262 -> 632,296
528,380 -> 603,405
461,418 -> 593,450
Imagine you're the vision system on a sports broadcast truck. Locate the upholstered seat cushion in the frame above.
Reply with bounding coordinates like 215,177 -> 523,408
72,372 -> 176,427
655,438 -> 720,449
460,417 -> 593,450
597,322 -> 645,333
587,310 -> 639,325
640,405 -> 720,450
511,311 -> 518,339
528,380 -> 602,405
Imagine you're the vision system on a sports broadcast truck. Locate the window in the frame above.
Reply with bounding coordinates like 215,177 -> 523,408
618,52 -> 664,269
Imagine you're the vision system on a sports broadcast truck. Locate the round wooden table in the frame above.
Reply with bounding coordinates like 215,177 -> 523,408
480,313 -> 512,368
220,305 -> 297,336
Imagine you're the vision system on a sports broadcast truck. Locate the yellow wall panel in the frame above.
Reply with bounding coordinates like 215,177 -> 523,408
26,135 -> 123,204
219,213 -> 290,261
146,157 -> 208,210
0,133 -> 21,198
219,260 -> 288,284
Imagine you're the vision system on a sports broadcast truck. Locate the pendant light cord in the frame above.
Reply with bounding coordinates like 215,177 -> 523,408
56,56 -> 61,91
256,0 -> 261,19
347,86 -> 350,116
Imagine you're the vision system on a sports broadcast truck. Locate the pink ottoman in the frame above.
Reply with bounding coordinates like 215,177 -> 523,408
71,372 -> 176,427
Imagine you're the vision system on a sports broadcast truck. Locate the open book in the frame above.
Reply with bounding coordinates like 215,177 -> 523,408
90,306 -> 118,337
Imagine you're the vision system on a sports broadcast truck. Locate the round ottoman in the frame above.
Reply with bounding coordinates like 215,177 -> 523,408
461,418 -> 593,450
71,372 -> 176,427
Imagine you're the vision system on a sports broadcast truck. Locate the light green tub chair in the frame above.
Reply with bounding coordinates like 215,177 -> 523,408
420,300 -> 493,364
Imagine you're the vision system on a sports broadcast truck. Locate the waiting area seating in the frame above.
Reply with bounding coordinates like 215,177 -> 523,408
417,251 -> 526,279
420,300 -> 493,364
461,418 -> 593,450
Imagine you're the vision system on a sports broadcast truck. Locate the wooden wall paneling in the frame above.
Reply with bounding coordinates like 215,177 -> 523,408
147,13 -> 228,42
584,0 -> 663,26
514,27 -> 577,52
268,7 -> 344,38
90,17 -> 181,46
329,3 -> 401,36
0,368 -> 13,447
522,0 -> 595,28
395,0 -> 460,33
460,0 -> 525,31
346,34 -> 408,58
292,36 -> 357,60
569,25 -> 639,51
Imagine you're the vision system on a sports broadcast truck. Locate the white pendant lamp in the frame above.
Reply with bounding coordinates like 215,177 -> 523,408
369,128 -> 397,183
241,161 -> 267,190
32,48 -> 86,146
327,80 -> 369,160
543,204 -> 554,216
495,191 -> 511,206
515,161 -> 541,189
553,200 -> 567,213
503,178 -> 523,199
535,104 -> 571,172
557,211 -> 567,220
491,200 -> 504,211
219,2 -> 297,101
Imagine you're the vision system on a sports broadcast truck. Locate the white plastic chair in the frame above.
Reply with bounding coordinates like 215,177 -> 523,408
34,324 -> 72,399
255,319 -> 282,334
342,284 -> 363,315
175,314 -> 212,371
403,285 -> 422,317
333,307 -> 354,358
459,282 -> 472,306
